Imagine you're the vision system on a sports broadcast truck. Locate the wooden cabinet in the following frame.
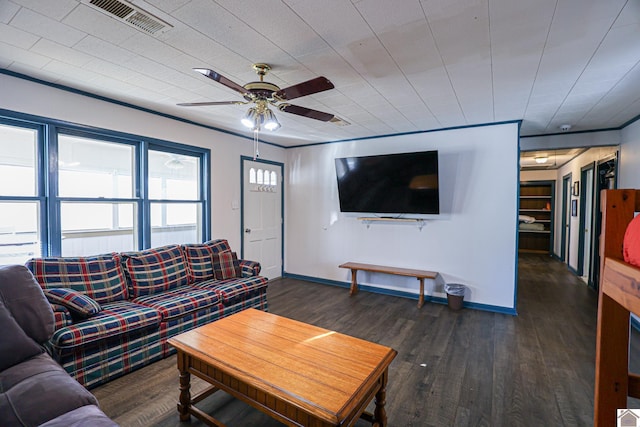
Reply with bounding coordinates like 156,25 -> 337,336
519,181 -> 554,253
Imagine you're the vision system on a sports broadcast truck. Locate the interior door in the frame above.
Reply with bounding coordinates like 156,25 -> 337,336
579,165 -> 594,285
592,155 -> 618,291
242,158 -> 283,280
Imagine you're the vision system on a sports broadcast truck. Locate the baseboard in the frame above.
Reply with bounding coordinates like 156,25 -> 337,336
282,272 -> 517,316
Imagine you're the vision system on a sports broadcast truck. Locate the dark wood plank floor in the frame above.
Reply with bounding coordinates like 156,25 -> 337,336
93,253 -> 632,426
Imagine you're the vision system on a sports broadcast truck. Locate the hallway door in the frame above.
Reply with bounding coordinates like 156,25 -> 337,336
578,164 -> 594,285
592,155 -> 618,291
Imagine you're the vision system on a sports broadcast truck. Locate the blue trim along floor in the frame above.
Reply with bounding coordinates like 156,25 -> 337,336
282,272 -> 518,316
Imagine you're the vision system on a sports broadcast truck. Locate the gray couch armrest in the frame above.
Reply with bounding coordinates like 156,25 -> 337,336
0,265 -> 54,343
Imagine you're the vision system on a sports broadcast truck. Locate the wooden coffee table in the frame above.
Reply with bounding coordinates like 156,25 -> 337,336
168,308 -> 397,427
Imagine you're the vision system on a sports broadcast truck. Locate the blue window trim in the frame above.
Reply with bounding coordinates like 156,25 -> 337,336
0,109 -> 211,257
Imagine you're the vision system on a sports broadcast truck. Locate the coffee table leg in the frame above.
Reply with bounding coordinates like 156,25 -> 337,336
177,352 -> 191,421
373,369 -> 389,427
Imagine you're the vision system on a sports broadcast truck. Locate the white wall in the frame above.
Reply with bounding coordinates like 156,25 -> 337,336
285,123 -> 520,311
620,119 -> 640,188
0,73 -> 286,251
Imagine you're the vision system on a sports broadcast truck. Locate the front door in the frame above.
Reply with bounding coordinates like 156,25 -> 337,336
242,158 -> 283,280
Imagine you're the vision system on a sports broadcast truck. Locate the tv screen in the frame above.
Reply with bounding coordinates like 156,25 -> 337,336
335,150 -> 439,215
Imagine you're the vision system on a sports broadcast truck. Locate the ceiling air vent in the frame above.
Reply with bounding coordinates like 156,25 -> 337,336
86,0 -> 172,35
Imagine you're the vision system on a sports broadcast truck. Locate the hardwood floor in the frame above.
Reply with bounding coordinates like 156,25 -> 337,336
93,254 -> 613,426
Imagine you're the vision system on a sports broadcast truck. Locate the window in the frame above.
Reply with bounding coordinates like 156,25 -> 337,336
58,134 -> 137,256
0,114 -> 210,264
0,123 -> 41,264
245,165 -> 279,193
148,150 -> 204,247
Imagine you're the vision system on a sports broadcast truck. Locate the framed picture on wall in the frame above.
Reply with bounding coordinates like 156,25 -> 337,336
571,199 -> 578,216
572,181 -> 580,196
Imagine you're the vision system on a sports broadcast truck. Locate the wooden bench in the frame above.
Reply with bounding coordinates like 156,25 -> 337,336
338,262 -> 438,308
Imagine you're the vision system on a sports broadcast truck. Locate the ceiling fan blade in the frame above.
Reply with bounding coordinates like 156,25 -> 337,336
177,101 -> 246,107
193,68 -> 249,96
278,104 -> 335,122
274,77 -> 335,101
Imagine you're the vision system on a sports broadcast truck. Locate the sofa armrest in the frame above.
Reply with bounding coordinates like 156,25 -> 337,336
50,303 -> 73,330
239,260 -> 261,277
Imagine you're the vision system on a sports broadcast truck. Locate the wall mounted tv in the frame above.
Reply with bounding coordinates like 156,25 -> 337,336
334,150 -> 439,215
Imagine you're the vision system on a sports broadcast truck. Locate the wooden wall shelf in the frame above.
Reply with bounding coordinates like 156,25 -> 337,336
357,217 -> 426,230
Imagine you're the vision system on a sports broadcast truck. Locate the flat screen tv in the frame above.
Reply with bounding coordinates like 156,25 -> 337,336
335,150 -> 439,215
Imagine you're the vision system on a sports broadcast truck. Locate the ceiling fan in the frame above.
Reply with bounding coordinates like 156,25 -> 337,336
178,63 -> 347,131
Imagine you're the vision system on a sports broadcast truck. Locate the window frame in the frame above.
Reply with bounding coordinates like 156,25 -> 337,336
0,117 -> 47,259
0,110 -> 211,261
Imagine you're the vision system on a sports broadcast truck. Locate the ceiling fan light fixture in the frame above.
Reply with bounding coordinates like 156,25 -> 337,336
534,156 -> 548,164
181,64 -> 341,133
263,108 -> 281,131
241,107 -> 258,129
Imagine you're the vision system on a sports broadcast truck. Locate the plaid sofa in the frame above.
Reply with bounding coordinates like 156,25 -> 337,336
25,239 -> 268,389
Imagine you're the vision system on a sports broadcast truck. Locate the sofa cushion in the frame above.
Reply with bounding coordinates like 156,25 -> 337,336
132,286 -> 221,320
0,300 -> 44,371
122,244 -> 189,298
0,353 -> 98,427
26,254 -> 128,304
44,288 -> 102,318
193,276 -> 268,305
182,239 -> 232,282
49,301 -> 161,349
213,251 -> 240,280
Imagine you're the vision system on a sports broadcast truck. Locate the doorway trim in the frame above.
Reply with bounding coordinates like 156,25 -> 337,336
561,173 -> 572,263
240,155 -> 285,277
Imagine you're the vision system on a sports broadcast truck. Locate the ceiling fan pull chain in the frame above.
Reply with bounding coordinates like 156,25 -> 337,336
253,128 -> 260,160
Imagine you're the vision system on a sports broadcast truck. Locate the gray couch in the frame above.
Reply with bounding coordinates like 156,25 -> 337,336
0,265 -> 117,427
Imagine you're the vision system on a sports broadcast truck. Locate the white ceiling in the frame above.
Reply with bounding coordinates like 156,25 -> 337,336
1,0 -> 639,147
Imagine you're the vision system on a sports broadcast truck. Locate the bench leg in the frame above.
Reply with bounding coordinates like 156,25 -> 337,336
417,278 -> 424,308
349,269 -> 359,296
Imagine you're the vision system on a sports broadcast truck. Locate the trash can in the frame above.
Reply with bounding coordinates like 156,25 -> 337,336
444,283 -> 466,311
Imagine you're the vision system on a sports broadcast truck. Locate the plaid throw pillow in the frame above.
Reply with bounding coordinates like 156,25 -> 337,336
182,239 -> 232,282
212,251 -> 240,280
43,288 -> 102,318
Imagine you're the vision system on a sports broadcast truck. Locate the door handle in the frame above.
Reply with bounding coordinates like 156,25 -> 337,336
245,228 -> 251,233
